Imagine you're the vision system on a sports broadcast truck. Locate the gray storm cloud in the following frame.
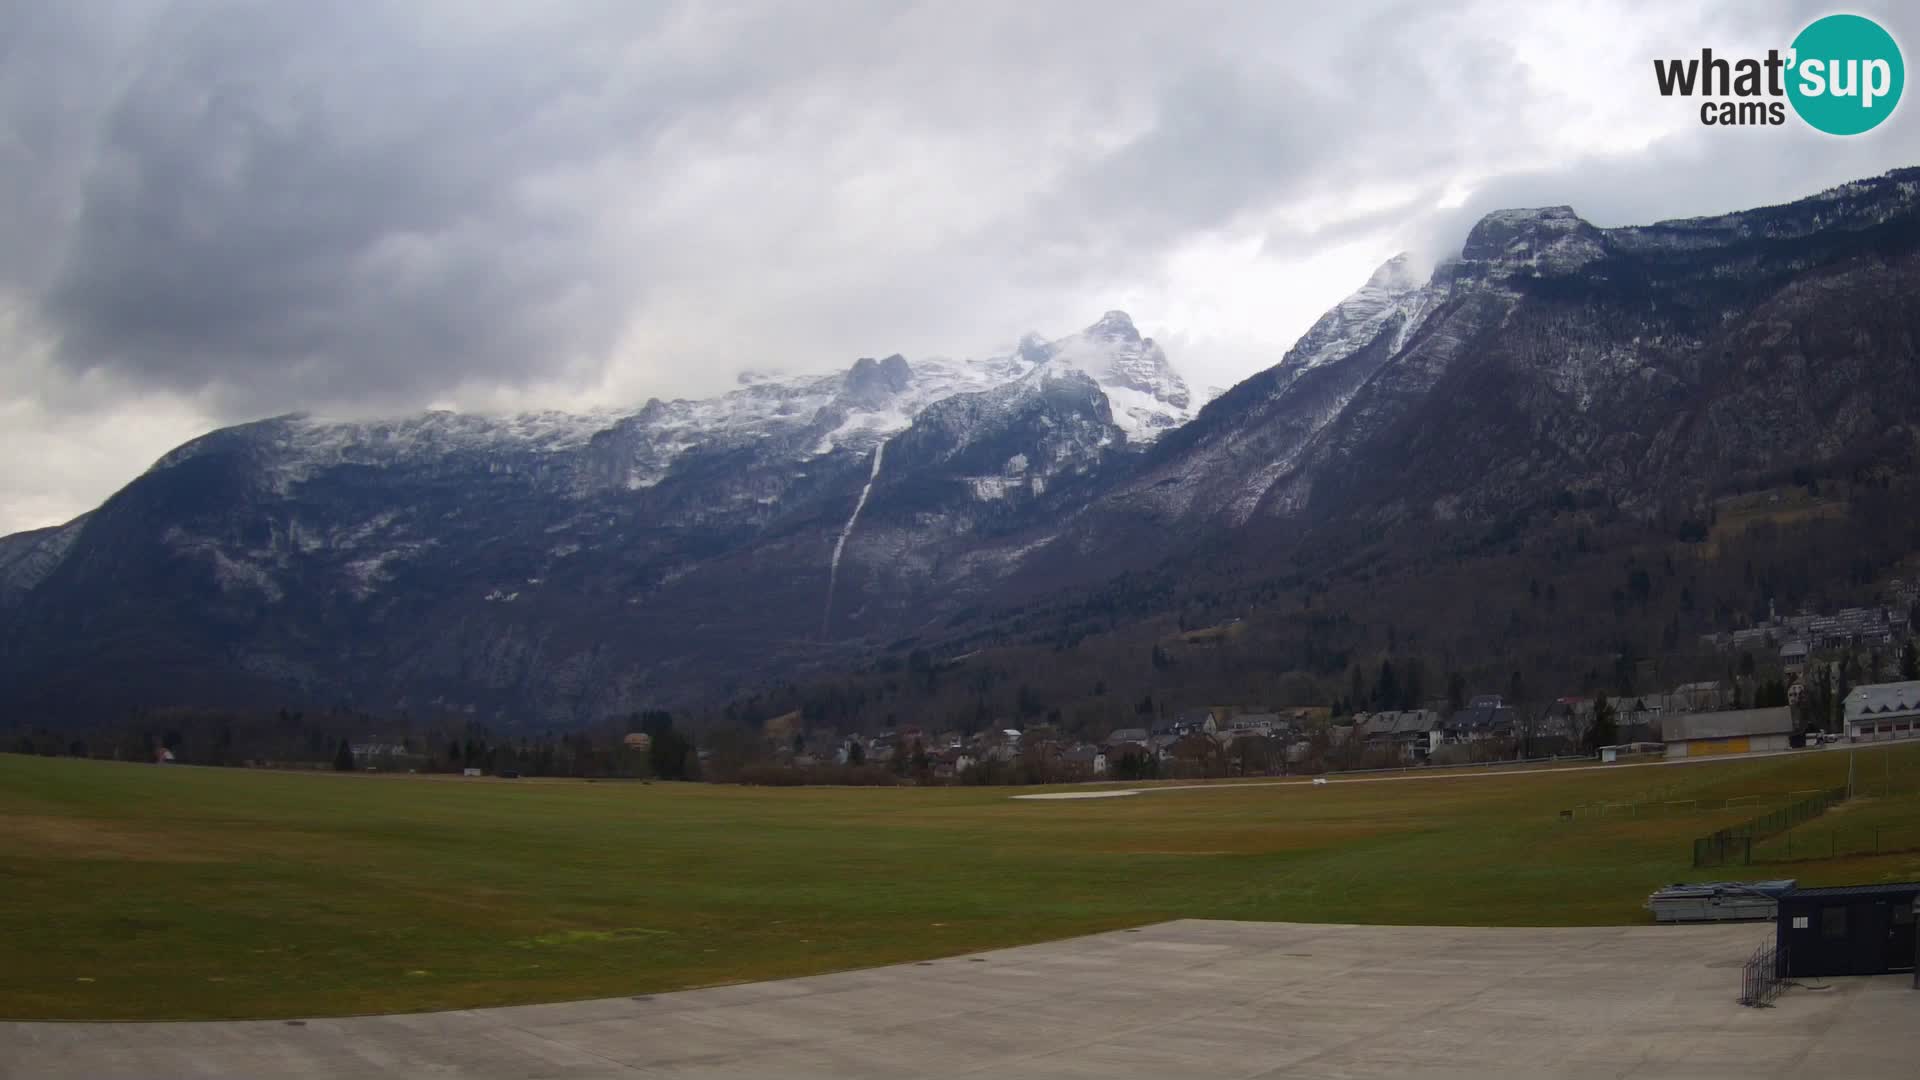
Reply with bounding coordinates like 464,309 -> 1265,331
1,0 -> 1918,534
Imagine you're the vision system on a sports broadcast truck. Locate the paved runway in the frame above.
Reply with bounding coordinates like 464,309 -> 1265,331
3,920 -> 1913,1078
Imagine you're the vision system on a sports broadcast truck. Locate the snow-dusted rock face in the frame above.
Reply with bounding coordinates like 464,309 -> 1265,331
161,310 -> 1189,506
1082,166 -> 1920,550
134,309 -> 1181,525
1269,252 -> 1434,386
9,167 -> 1920,723
1023,311 -> 1194,441
1459,206 -> 1608,277
1108,250 -> 1438,524
0,518 -> 86,599
0,311 -> 1180,721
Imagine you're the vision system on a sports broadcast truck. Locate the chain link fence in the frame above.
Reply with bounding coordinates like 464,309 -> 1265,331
1692,785 -> 1849,867
1751,821 -> 1920,862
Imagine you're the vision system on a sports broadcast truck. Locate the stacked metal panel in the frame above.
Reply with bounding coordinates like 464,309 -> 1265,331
1645,880 -> 1797,923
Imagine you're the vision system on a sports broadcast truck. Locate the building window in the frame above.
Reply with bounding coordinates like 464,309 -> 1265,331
1822,906 -> 1848,939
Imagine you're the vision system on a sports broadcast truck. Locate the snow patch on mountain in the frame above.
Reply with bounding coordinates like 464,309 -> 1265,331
824,438 -> 888,631
142,310 -> 1192,514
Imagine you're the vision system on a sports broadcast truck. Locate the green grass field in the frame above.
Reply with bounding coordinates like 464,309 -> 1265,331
1752,787 -> 1920,862
4,747 -> 1919,1020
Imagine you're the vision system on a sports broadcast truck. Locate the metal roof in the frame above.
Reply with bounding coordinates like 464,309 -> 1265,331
1663,706 -> 1792,741
1391,711 -> 1438,734
1844,680 -> 1920,722
1651,880 -> 1797,898
1782,881 -> 1920,900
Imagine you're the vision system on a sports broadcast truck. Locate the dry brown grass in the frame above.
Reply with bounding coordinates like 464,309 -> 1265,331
0,814 -> 219,863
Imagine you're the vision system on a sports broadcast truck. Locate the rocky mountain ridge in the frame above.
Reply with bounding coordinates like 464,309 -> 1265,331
6,168 -> 1920,724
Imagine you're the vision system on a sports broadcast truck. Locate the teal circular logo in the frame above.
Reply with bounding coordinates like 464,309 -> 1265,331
1788,14 -> 1904,135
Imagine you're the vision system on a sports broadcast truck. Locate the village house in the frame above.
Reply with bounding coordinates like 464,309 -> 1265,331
1225,712 -> 1283,738
929,748 -> 975,779
1170,708 -> 1213,735
1167,732 -> 1223,772
1550,696 -> 1663,744
1667,681 -> 1727,713
835,736 -> 880,765
1060,745 -> 1107,777
1450,698 -> 1515,743
1528,705 -> 1582,756
1393,710 -> 1444,758
1350,710 -> 1442,761
1148,731 -> 1181,759
1608,698 -> 1664,743
1780,639 -> 1810,676
983,734 -> 1020,763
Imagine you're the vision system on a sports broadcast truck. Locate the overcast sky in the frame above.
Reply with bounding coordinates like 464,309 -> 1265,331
3,0 -> 1918,534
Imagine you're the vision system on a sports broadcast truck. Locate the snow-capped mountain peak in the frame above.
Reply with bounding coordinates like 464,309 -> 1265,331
1086,309 -> 1144,342
12,169 -> 1920,727
138,311 -> 1201,520
1030,311 -> 1194,441
1275,252 -> 1433,379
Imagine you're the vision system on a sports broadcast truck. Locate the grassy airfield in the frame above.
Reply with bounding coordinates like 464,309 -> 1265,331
2,746 -> 1917,1019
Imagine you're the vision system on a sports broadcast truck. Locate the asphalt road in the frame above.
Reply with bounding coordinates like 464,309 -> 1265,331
4,920 -> 1912,1078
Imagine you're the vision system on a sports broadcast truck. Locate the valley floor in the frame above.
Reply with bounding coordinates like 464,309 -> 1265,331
2,748 -> 1918,1020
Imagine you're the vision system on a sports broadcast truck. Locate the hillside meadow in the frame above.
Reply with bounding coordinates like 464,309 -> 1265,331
2,747 -> 1918,1020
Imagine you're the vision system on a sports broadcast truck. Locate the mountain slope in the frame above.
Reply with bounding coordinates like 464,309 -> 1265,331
915,168 -> 1920,675
8,169 -> 1920,725
1096,171 -> 1920,533
0,314 -> 1183,721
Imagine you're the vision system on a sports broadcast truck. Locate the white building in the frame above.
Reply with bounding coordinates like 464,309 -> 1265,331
1843,681 -> 1920,743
